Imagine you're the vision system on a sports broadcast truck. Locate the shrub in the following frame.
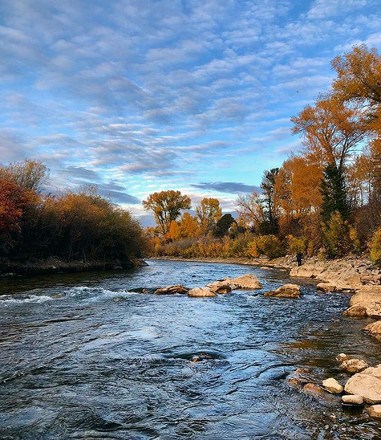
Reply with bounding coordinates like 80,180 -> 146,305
370,228 -> 381,266
349,225 -> 362,255
256,235 -> 285,259
247,239 -> 260,258
322,211 -> 351,258
287,235 -> 306,254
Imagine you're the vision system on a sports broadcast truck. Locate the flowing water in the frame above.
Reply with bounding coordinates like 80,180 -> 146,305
1,259 -> 381,439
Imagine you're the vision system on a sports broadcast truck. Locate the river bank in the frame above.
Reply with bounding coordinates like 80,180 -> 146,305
0,256 -> 147,277
152,255 -> 381,290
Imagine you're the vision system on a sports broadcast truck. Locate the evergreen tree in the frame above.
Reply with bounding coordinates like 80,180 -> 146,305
260,168 -> 279,234
320,163 -> 349,223
213,214 -> 235,237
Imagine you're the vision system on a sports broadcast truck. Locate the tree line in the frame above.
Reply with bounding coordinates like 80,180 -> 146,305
143,45 -> 381,265
0,160 -> 147,266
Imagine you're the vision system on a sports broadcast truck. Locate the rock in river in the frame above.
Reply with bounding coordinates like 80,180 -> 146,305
367,404 -> 381,418
224,274 -> 263,289
154,285 -> 189,295
344,364 -> 381,403
342,394 -> 364,405
207,280 -> 232,294
343,286 -> 381,319
264,284 -> 300,298
322,378 -> 343,394
339,357 -> 369,374
188,287 -> 216,298
364,320 -> 381,341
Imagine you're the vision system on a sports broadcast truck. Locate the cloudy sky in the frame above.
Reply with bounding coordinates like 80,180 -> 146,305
1,0 -> 381,222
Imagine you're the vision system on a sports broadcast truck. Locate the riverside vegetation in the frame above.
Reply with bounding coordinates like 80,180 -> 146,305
143,45 -> 381,267
0,160 -> 147,274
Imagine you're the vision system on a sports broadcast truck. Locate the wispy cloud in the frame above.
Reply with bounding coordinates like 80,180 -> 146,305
0,0 -> 380,211
191,182 -> 261,194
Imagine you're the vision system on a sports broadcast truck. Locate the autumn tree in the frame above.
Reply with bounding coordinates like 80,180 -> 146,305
196,197 -> 222,234
331,45 -> 381,109
236,192 -> 264,231
0,177 -> 28,251
0,160 -> 48,193
179,212 -> 200,238
143,190 -> 191,235
274,156 -> 323,232
291,97 -> 366,174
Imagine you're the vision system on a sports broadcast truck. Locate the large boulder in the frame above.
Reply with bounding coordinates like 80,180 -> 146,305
344,364 -> 381,403
154,285 -> 189,295
224,274 -> 262,289
264,284 -> 300,298
343,286 -> 381,319
188,287 -> 216,298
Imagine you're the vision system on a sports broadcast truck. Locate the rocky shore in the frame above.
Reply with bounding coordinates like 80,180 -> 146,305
153,255 -> 381,290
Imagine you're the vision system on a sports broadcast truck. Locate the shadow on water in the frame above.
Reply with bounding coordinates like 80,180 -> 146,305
1,259 -> 381,439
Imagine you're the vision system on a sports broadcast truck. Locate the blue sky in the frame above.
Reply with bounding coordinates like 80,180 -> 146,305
1,0 -> 381,223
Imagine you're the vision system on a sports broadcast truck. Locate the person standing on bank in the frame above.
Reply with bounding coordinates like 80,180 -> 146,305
296,252 -> 303,266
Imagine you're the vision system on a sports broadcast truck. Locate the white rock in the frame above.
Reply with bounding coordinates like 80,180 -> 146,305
322,378 -> 343,394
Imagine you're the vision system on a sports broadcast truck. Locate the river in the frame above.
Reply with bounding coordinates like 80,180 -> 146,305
1,259 -> 381,439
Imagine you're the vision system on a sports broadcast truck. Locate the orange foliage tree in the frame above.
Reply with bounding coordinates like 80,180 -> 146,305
143,190 -> 191,235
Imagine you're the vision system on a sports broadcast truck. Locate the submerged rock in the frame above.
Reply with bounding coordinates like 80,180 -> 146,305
264,284 -> 300,298
286,367 -> 315,389
130,287 -> 156,294
322,378 -> 343,394
188,287 -> 216,298
191,353 -> 215,362
154,285 -> 188,295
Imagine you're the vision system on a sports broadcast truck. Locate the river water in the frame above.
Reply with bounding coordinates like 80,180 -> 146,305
1,259 -> 381,439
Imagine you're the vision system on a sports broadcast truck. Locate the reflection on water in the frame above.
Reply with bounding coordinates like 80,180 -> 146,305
1,260 -> 381,439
